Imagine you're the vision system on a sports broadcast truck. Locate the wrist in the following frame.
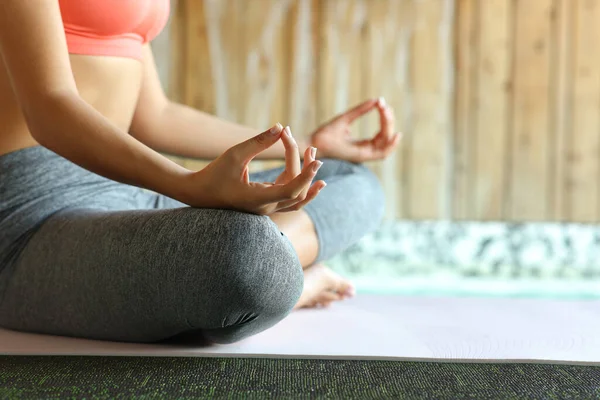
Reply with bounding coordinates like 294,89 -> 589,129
162,165 -> 198,206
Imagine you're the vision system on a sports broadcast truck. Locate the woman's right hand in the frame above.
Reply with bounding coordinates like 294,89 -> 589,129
181,123 -> 326,215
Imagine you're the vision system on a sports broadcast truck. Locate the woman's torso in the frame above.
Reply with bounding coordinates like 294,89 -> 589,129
0,0 -> 169,157
0,55 -> 144,156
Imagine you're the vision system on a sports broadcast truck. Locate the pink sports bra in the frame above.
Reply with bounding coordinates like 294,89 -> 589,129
58,0 -> 170,60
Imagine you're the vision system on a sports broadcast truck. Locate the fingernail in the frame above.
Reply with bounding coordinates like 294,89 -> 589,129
378,96 -> 386,107
312,160 -> 323,172
284,126 -> 293,137
311,147 -> 317,158
269,123 -> 283,135
319,182 -> 327,190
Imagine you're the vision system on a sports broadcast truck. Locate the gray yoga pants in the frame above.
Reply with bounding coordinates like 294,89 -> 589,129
0,146 -> 384,343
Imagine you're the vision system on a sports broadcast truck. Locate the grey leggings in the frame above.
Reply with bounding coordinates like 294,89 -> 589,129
0,146 -> 384,343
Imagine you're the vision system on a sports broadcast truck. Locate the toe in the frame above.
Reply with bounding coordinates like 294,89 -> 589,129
335,280 -> 356,298
320,290 -> 343,302
312,291 -> 344,308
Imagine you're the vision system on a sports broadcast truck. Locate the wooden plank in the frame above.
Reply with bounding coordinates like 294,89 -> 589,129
316,0 -> 335,126
472,0 -> 511,220
270,0 -> 292,130
452,0 -> 477,220
174,0 -> 211,168
214,0 -> 243,122
392,0 -> 415,219
286,0 -> 319,142
264,0 -> 291,170
362,1 -> 386,183
317,0 -> 366,129
167,0 -> 185,103
159,0 -> 180,101
240,0 -> 277,129
550,0 -> 573,221
508,0 -> 554,221
160,0 -> 186,167
183,0 -> 213,111
180,0 -> 223,170
347,0 -> 368,140
566,0 -> 600,222
438,0 -> 455,220
407,0 -> 448,219
239,0 -> 289,171
362,0 -> 414,219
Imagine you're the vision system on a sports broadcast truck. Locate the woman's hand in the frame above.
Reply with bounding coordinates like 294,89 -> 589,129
309,98 -> 401,163
182,123 -> 326,215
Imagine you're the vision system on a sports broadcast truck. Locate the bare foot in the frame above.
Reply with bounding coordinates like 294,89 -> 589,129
294,264 -> 356,309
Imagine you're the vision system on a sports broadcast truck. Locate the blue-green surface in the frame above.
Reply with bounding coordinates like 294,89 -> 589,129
325,221 -> 600,300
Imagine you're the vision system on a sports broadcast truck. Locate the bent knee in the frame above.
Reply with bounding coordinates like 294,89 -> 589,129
176,212 -> 303,343
193,212 -> 303,316
326,159 -> 386,226
227,215 -> 304,314
361,165 -> 386,224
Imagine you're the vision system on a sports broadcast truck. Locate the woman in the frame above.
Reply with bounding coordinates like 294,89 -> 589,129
0,0 -> 400,344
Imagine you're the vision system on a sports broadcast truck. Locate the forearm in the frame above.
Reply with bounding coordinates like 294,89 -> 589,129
135,101 -> 309,160
27,92 -> 192,202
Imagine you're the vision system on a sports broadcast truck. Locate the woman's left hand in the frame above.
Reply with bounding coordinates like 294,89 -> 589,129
308,98 -> 402,163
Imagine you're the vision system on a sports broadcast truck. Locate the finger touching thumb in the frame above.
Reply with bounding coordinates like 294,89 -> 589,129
232,123 -> 284,165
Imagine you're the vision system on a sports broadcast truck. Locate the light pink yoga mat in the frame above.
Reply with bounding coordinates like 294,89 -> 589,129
1,295 -> 599,364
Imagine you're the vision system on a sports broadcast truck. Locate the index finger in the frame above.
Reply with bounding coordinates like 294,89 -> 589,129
281,126 -> 301,179
377,102 -> 395,143
340,98 -> 378,123
255,160 -> 322,204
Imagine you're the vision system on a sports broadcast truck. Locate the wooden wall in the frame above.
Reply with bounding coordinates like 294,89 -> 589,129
166,0 -> 600,223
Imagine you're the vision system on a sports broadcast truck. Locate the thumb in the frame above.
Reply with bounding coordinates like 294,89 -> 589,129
231,123 -> 284,166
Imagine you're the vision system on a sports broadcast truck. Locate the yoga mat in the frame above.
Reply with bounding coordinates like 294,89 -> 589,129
1,295 -> 599,364
3,357 -> 600,399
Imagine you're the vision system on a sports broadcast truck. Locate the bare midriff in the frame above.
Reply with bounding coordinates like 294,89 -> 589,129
0,54 -> 142,157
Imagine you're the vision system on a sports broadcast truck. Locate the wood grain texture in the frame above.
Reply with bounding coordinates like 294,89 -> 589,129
407,0 -> 451,219
166,0 -> 185,103
164,0 -> 600,222
508,0 -> 554,221
452,0 -> 477,220
439,0 -> 456,220
566,0 -> 600,222
318,1 -> 367,127
158,0 -> 188,167
287,0 -> 319,136
362,0 -> 384,180
473,0 -> 511,220
183,0 -> 212,111
183,0 -> 231,171
240,0 -> 291,171
550,0 -> 573,221
365,0 -> 414,219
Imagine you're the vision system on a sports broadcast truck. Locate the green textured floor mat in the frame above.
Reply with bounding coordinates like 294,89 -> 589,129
1,356 -> 599,399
